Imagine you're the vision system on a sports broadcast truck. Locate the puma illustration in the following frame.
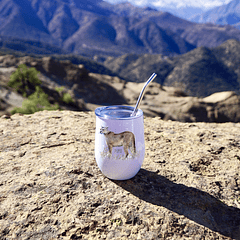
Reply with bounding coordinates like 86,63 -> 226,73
100,127 -> 136,158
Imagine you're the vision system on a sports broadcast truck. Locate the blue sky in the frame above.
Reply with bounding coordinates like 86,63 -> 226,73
103,0 -> 232,9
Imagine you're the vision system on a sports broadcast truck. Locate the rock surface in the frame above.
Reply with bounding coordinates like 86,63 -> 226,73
0,110 -> 240,239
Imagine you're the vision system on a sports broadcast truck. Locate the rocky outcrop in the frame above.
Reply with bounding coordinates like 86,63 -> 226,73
0,110 -> 240,239
1,54 -> 240,123
165,91 -> 240,123
91,73 -> 240,122
0,55 -> 127,115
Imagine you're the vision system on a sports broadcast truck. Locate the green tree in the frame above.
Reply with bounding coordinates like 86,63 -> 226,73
8,64 -> 41,97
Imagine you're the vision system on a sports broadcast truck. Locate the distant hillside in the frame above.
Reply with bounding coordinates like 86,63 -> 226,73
151,12 -> 240,48
0,47 -> 117,77
103,39 -> 240,97
192,0 -> 240,29
0,0 -> 240,58
52,55 -> 117,76
158,6 -> 205,20
0,36 -> 65,55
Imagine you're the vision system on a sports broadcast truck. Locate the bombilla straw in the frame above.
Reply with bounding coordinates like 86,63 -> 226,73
131,73 -> 157,117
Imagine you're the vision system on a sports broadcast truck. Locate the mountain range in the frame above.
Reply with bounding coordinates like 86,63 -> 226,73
103,39 -> 240,97
192,0 -> 240,29
0,0 -> 240,57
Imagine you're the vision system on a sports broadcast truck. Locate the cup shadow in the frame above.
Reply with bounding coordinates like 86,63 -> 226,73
112,168 -> 240,239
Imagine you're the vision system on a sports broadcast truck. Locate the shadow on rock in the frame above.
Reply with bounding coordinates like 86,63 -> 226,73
113,169 -> 240,239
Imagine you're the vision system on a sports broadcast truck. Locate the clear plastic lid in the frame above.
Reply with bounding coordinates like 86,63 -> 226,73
95,105 -> 143,120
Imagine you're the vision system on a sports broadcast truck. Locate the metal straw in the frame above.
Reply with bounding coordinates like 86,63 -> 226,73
131,73 -> 157,117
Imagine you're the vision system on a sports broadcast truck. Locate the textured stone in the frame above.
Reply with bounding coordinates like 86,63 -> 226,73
0,110 -> 240,239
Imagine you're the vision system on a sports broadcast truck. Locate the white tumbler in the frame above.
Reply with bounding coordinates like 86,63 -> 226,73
95,105 -> 145,180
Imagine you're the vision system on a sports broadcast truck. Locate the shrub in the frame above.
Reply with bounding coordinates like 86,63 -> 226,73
11,86 -> 59,115
8,64 -> 41,97
62,92 -> 74,104
55,86 -> 65,93
9,65 -> 60,115
55,86 -> 74,104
